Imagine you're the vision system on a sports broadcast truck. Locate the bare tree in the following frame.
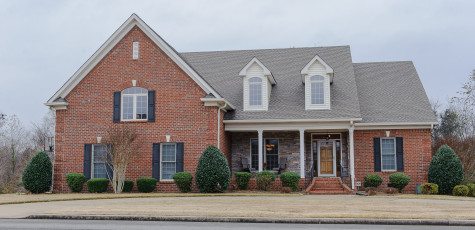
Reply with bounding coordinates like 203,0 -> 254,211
31,110 -> 55,151
103,125 -> 142,193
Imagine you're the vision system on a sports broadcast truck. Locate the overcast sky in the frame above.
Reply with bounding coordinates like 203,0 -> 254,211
0,0 -> 474,125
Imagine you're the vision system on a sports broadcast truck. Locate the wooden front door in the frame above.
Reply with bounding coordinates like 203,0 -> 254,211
318,140 -> 335,176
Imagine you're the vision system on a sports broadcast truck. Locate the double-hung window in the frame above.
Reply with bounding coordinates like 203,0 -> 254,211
161,143 -> 177,180
92,144 -> 108,179
248,77 -> 262,107
381,138 -> 396,171
310,75 -> 325,105
121,87 -> 148,121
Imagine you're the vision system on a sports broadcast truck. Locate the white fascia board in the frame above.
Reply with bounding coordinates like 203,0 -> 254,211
225,121 -> 351,131
47,14 -> 221,105
354,122 -> 436,130
239,57 -> 276,85
200,98 -> 235,110
44,102 -> 68,110
301,54 -> 334,75
223,118 -> 362,124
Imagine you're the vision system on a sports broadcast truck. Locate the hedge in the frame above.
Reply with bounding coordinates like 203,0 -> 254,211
123,180 -> 134,192
195,146 -> 231,193
256,171 -> 275,191
136,177 -> 157,193
452,185 -> 469,196
363,173 -> 383,188
280,172 -> 300,191
173,172 -> 193,193
428,145 -> 464,194
388,172 -> 410,192
421,183 -> 438,195
22,151 -> 52,194
66,173 -> 86,192
87,178 -> 109,193
235,172 -> 252,190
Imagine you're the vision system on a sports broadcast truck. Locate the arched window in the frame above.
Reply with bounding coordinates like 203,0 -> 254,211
310,75 -> 325,105
248,77 -> 262,106
121,87 -> 148,120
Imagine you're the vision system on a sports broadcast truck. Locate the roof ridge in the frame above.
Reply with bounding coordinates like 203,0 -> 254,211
179,45 -> 350,54
353,61 -> 413,65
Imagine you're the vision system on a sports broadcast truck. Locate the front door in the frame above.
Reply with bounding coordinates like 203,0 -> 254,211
317,140 -> 336,177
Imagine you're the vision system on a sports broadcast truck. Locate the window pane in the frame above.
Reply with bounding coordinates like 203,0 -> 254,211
381,139 -> 396,170
122,95 -> 134,120
249,78 -> 262,106
265,139 -> 279,170
311,81 -> 324,104
136,95 -> 147,119
250,139 -> 258,169
93,145 -> 107,178
161,144 -> 176,162
161,162 -> 176,180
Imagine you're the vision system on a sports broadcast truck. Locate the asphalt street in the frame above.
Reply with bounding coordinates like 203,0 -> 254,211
0,219 -> 473,230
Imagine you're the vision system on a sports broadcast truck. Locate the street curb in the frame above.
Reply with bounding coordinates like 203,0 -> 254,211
26,215 -> 475,226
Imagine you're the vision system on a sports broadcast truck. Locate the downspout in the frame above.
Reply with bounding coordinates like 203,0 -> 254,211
217,102 -> 227,150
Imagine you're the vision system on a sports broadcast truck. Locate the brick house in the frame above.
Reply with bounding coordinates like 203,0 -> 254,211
46,14 -> 436,193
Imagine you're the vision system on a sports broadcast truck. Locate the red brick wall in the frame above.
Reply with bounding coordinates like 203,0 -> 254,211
54,26 -> 228,192
354,129 -> 432,193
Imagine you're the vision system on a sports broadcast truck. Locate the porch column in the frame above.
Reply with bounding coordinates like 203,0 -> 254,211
299,128 -> 305,178
258,129 -> 263,172
349,126 -> 355,190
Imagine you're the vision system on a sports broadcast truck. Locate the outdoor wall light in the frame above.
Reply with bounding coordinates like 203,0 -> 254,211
97,136 -> 102,143
165,133 -> 171,142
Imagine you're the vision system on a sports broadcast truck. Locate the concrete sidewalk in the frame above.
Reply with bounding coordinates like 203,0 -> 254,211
0,195 -> 474,222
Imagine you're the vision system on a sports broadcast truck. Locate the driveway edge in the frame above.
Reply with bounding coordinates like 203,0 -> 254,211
27,215 -> 475,226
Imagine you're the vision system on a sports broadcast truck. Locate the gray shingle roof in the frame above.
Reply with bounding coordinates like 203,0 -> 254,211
179,47 -> 435,124
353,62 -> 436,123
180,46 -> 362,121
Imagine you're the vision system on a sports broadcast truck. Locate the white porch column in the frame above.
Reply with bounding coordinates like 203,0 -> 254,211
258,129 -> 263,172
299,128 -> 305,178
349,126 -> 355,190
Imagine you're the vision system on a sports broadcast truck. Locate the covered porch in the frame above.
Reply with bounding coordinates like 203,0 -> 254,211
226,121 -> 357,190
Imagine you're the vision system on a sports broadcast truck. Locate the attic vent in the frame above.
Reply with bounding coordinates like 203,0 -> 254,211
132,41 -> 139,59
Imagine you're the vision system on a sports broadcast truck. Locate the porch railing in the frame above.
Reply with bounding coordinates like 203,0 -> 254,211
304,161 -> 315,188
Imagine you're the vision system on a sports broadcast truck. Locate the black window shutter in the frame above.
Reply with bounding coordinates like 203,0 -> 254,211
113,92 -> 121,123
373,138 -> 381,172
396,137 -> 404,172
148,90 -> 155,122
152,143 -> 160,180
84,144 -> 92,179
176,143 -> 184,173
106,144 -> 113,180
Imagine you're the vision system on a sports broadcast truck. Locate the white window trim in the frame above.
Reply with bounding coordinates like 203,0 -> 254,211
160,143 -> 177,181
120,90 -> 148,121
380,137 -> 397,172
243,75 -> 268,111
305,75 -> 331,110
91,144 -> 107,179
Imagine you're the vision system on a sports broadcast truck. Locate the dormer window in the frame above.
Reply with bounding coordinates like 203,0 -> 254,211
249,77 -> 263,106
239,57 -> 276,111
301,54 -> 333,110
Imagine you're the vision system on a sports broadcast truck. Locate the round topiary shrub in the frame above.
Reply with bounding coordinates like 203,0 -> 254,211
363,173 -> 383,188
421,183 -> 439,195
136,177 -> 157,193
388,172 -> 411,192
452,185 -> 469,196
123,180 -> 134,192
466,183 -> 475,197
234,172 -> 252,190
280,172 -> 300,191
87,178 -> 109,193
195,146 -> 231,193
429,145 -> 464,195
66,173 -> 86,192
22,151 -> 52,194
256,171 -> 276,191
173,172 -> 193,193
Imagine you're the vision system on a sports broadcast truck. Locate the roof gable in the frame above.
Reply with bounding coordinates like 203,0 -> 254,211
46,14 -> 221,107
239,57 -> 276,84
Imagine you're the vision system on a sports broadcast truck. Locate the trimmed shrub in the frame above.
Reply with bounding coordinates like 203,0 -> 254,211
195,146 -> 231,193
256,171 -> 276,191
421,183 -> 439,195
173,172 -> 193,193
363,173 -> 383,188
452,185 -> 469,196
428,145 -> 464,194
388,172 -> 411,192
87,178 -> 109,193
466,183 -> 475,197
136,177 -> 157,193
123,180 -> 134,192
235,172 -> 252,190
22,151 -> 53,194
280,172 -> 300,191
66,173 -> 86,192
